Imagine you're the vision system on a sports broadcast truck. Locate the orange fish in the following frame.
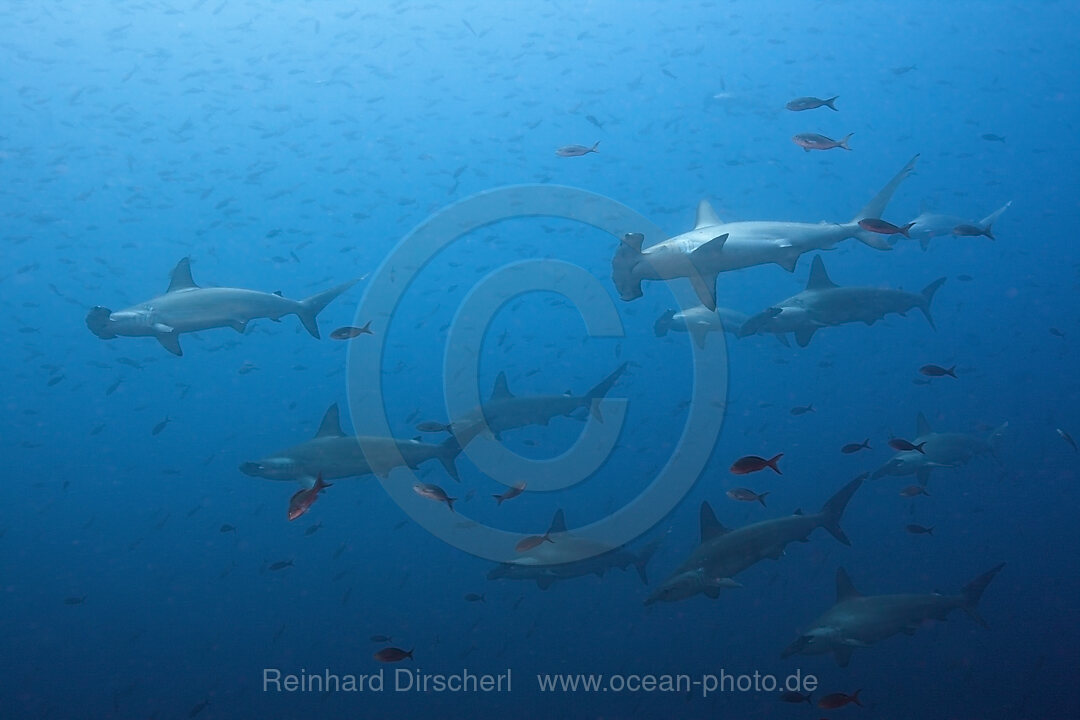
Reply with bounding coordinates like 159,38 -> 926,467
730,453 -> 783,475
858,217 -> 915,238
287,475 -> 331,521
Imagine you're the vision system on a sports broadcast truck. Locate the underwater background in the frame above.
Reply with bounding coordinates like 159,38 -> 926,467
2,1 -> 1078,718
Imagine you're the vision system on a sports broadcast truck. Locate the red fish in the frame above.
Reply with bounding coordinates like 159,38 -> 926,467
515,532 -> 554,553
493,481 -> 526,506
287,475 -> 331,521
858,217 -> 915,238
889,438 -> 926,454
817,689 -> 862,709
919,364 -> 957,378
374,647 -> 413,663
792,132 -> 852,151
906,523 -> 934,535
899,485 -> 930,498
330,322 -> 372,340
730,453 -> 783,475
727,488 -> 769,506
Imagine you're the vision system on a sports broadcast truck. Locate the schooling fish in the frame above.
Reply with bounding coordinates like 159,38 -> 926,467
841,439 -> 871,454
555,141 -> 599,157
1057,428 -> 1078,452
374,647 -> 414,663
899,485 -> 930,498
515,532 -> 554,553
726,488 -> 769,507
889,438 -> 926,454
906,523 -> 934,535
818,690 -> 862,709
151,416 -> 171,435
493,481 -> 526,505
330,322 -> 372,340
919,364 -> 957,378
413,482 -> 456,512
790,404 -> 814,415
785,95 -> 838,112
730,453 -> 783,475
792,132 -> 852,152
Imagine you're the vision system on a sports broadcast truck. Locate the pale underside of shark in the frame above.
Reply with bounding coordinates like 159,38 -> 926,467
645,475 -> 864,605
612,154 -> 919,310
872,412 -> 1007,485
418,363 -> 628,448
487,510 -> 661,590
86,257 -> 357,355
240,404 -> 461,487
781,563 -> 1005,667
904,201 -> 1011,250
738,255 -> 946,347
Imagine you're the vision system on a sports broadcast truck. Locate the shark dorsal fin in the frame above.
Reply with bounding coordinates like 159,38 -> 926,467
793,508 -> 804,515
694,199 -> 723,229
315,404 -> 345,438
490,372 -> 514,401
548,509 -> 567,535
806,255 -> 837,290
836,567 -> 861,601
699,502 -> 729,543
916,411 -> 933,436
167,257 -> 198,292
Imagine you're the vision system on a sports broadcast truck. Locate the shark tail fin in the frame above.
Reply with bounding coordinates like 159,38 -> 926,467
585,362 -> 628,422
437,436 -> 462,482
978,201 -> 1011,237
818,473 -> 866,546
654,309 -> 675,337
961,563 -> 1005,628
296,278 -> 359,338
852,154 -> 919,223
612,233 -> 646,302
918,277 -> 947,330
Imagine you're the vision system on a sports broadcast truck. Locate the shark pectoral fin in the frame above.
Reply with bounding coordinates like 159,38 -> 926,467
536,576 -> 555,591
687,270 -> 719,311
775,333 -> 791,347
916,468 -> 931,487
155,331 -> 183,356
703,587 -> 721,599
834,647 -> 854,667
688,323 -> 708,349
776,254 -> 799,272
794,325 -> 818,347
300,475 -> 318,489
228,319 -> 249,333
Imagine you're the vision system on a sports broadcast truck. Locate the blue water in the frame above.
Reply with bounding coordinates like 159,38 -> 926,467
3,1 -> 1078,718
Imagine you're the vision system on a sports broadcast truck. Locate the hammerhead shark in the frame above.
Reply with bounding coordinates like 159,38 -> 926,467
645,475 -> 864,605
487,510 -> 662,590
781,563 -> 1005,666
86,257 -> 357,355
416,363 -> 628,448
738,255 -> 946,347
872,412 -> 1007,486
611,155 -> 919,310
240,404 -> 461,488
904,201 -> 1011,250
